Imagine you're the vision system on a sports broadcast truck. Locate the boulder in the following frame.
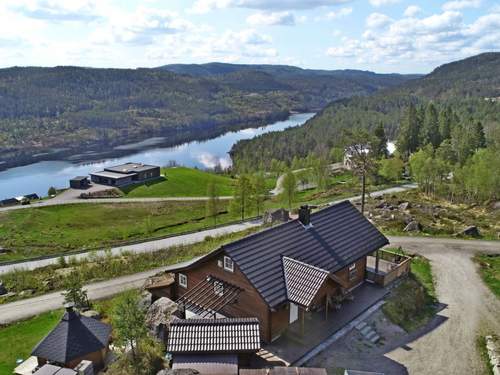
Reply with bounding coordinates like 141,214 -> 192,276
375,201 -> 387,209
19,289 -> 35,297
398,202 -> 411,211
404,221 -> 421,232
81,310 -> 101,320
0,281 -> 7,296
139,290 -> 153,310
263,208 -> 290,224
146,297 -> 179,340
460,226 -> 481,238
492,201 -> 500,210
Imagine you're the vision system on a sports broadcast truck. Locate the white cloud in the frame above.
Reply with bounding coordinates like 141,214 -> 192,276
326,9 -> 499,68
190,0 -> 352,14
246,11 -> 295,26
366,12 -> 393,28
369,0 -> 400,7
442,0 -> 481,11
326,7 -> 353,19
11,0 -> 104,22
404,5 -> 421,17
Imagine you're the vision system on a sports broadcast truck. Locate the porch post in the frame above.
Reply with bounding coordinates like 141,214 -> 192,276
375,250 -> 380,274
325,294 -> 329,321
300,309 -> 305,336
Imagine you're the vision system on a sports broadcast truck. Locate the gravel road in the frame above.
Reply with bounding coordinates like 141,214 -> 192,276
309,236 -> 500,375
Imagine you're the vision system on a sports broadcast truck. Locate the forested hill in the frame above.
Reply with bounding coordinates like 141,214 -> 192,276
0,65 -> 413,169
230,53 -> 500,171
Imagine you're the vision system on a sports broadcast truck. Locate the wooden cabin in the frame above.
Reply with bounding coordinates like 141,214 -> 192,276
165,201 -> 390,343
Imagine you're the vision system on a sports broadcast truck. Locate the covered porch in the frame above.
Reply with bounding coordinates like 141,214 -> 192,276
262,282 -> 389,366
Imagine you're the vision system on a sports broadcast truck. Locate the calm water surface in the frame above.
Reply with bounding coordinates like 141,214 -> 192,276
0,113 -> 314,200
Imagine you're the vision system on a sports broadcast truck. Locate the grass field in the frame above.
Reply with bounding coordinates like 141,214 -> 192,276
0,310 -> 61,375
121,167 -> 236,197
0,200 -> 239,261
474,254 -> 500,298
383,254 -> 437,332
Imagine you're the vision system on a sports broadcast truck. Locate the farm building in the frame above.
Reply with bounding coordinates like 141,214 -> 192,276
90,162 -> 160,187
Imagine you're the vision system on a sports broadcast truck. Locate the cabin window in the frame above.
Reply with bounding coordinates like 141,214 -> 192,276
348,263 -> 357,280
179,273 -> 188,288
223,256 -> 234,272
214,280 -> 224,296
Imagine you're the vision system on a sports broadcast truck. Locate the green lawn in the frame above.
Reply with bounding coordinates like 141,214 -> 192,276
0,200 -> 239,261
474,254 -> 500,298
121,167 -> 236,197
0,311 -> 61,375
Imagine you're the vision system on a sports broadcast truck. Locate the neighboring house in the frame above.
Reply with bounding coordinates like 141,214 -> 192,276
31,305 -> 111,371
166,318 -> 261,375
163,201 -> 390,343
343,145 -> 370,170
90,162 -> 160,187
69,176 -> 90,189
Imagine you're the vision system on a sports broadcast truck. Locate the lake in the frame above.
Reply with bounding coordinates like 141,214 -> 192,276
0,113 -> 315,200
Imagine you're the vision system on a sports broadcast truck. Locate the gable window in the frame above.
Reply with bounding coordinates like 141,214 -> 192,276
179,273 -> 188,288
348,263 -> 357,281
214,280 -> 224,296
223,256 -> 234,272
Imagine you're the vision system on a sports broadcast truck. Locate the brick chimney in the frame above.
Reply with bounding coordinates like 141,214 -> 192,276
298,205 -> 311,227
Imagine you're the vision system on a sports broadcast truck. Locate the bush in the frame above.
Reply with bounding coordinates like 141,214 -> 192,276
47,186 -> 57,196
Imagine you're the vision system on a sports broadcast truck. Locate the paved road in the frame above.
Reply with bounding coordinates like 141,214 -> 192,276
0,220 -> 261,275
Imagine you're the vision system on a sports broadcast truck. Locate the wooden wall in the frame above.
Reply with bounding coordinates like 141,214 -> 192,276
174,254 -> 274,342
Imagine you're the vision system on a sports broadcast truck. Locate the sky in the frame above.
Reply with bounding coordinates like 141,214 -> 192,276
0,0 -> 499,74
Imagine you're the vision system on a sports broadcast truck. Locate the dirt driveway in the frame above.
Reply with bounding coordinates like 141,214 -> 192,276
309,237 -> 500,375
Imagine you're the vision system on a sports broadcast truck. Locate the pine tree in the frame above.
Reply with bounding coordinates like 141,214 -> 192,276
62,272 -> 90,310
397,103 -> 421,158
251,173 -> 267,216
373,122 -> 388,159
421,103 -> 441,148
439,106 -> 452,141
473,121 -> 486,149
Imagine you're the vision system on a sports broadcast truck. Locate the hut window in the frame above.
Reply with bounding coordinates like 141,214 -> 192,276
223,256 -> 234,272
179,273 -> 188,288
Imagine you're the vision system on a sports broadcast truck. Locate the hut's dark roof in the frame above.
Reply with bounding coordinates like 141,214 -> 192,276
166,318 -> 260,353
32,309 -> 111,364
282,257 -> 329,308
222,200 -> 389,308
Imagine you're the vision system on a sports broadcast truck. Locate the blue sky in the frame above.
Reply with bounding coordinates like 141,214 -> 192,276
0,0 -> 498,73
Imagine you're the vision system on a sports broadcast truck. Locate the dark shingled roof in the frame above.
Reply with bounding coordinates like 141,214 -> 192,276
222,200 -> 389,308
166,318 -> 260,353
32,309 -> 111,364
282,257 -> 329,308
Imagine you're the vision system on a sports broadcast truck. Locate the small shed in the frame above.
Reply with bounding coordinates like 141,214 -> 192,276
69,176 -> 90,189
166,318 -> 261,375
31,305 -> 111,371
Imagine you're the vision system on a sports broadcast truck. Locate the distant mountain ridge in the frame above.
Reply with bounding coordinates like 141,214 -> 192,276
230,52 -> 500,171
0,62 -> 415,170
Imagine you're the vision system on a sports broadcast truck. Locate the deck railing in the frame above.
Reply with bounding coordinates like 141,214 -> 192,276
366,249 -> 412,287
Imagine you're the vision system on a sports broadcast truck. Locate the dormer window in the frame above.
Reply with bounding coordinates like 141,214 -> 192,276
223,256 -> 234,272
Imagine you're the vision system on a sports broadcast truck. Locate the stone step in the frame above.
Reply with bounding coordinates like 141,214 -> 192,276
370,334 -> 380,343
365,330 -> 376,340
360,326 -> 372,336
356,322 -> 367,330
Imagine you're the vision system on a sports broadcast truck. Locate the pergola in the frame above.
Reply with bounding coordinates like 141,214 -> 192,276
177,275 -> 243,319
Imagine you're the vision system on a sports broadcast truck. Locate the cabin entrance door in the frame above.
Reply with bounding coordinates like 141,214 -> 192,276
289,303 -> 299,323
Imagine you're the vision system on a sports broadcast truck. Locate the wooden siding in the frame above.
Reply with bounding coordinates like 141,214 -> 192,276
333,256 -> 367,290
174,254 -> 273,342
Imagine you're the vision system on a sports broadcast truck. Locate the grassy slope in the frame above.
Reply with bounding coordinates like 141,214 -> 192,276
0,228 -> 259,305
0,200 -> 238,261
383,254 -> 437,332
474,254 -> 500,298
0,311 -> 61,375
121,167 -> 236,197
